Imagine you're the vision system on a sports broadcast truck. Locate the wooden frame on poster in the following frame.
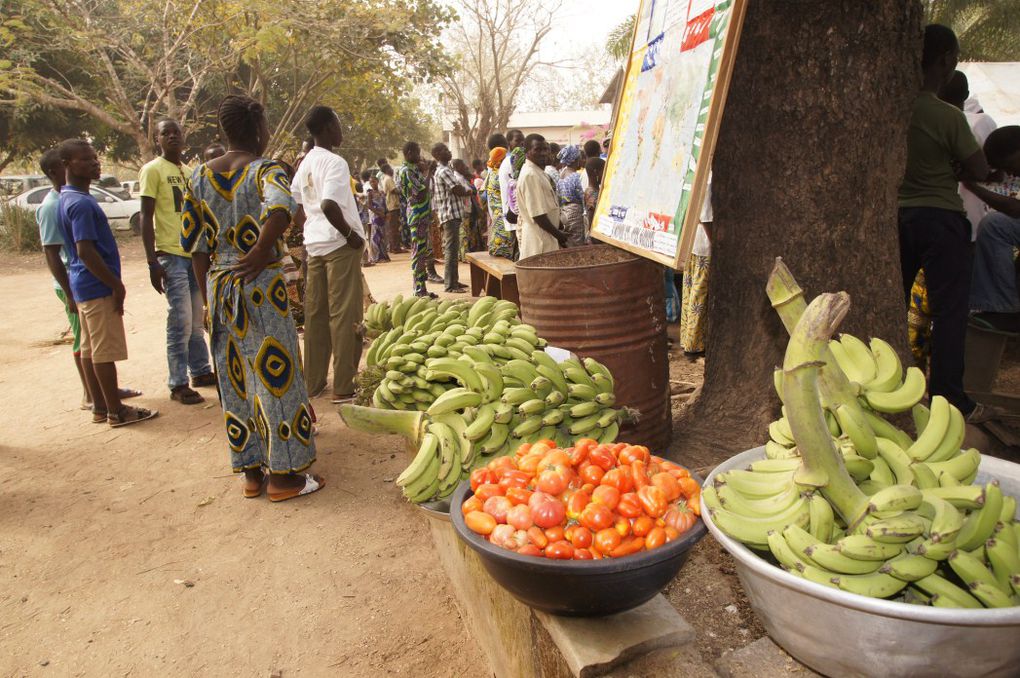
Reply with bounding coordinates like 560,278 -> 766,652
591,0 -> 748,270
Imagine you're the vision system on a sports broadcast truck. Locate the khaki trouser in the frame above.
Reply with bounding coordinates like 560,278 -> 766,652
304,244 -> 364,397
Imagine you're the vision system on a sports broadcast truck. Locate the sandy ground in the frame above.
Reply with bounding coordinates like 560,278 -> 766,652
0,241 -> 486,677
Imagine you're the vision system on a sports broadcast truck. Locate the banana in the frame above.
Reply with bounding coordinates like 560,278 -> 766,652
592,373 -> 613,395
536,364 -> 569,397
594,392 -> 617,407
708,497 -> 809,547
568,383 -> 598,401
915,573 -> 983,609
529,376 -> 552,398
968,581 -> 1016,608
518,399 -> 547,416
924,402 -> 966,463
879,553 -> 939,582
767,530 -> 810,571
993,521 -> 1017,551
956,482 -> 1003,551
462,345 -> 494,365
843,455 -> 875,483
434,413 -> 473,480
717,483 -> 802,517
473,363 -> 505,403
544,390 -> 566,408
825,410 -> 841,437
542,409 -> 564,426
502,387 -> 537,406
869,456 -> 896,487
868,484 -> 923,514
750,458 -> 802,473
923,485 -> 985,510
912,402 -> 930,437
568,412 -> 602,435
467,296 -> 496,326
569,401 -> 601,418
797,563 -> 840,589
906,395 -> 949,461
395,433 -> 440,487
403,454 -> 442,501
867,514 -> 927,543
828,339 -> 866,384
839,334 -> 877,385
911,535 -> 957,561
583,357 -> 613,383
836,534 -> 905,561
563,366 -> 595,388
426,388 -> 482,416
598,421 -> 620,444
938,471 -> 962,487
833,570 -> 910,598
922,495 -> 965,544
504,337 -> 536,355
464,404 -> 497,441
480,423 -> 510,454
501,359 -> 541,387
910,462 -> 939,490
866,337 -> 903,392
513,415 -> 544,438
876,437 -> 916,486
948,548 -> 1009,595
1000,496 -> 1017,523
985,538 -> 1020,593
784,524 -> 883,575
765,441 -> 800,460
860,408 -> 914,450
530,349 -> 559,372
922,448 -> 981,484
493,402 -> 514,425
768,420 -> 795,447
833,404 -> 877,459
596,409 -> 619,428
425,358 -> 484,392
864,366 -> 926,414
718,469 -> 796,498
808,493 -> 835,541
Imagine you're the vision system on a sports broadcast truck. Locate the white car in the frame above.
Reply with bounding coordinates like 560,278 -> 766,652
12,185 -> 141,233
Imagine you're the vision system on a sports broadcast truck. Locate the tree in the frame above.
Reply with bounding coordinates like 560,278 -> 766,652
606,15 -> 635,62
925,0 -> 1019,61
674,1 -> 923,461
439,0 -> 563,161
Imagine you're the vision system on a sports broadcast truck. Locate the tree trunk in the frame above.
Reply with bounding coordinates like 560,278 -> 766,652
673,0 -> 923,463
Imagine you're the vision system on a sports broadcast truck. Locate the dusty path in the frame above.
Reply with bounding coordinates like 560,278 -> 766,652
0,242 -> 484,677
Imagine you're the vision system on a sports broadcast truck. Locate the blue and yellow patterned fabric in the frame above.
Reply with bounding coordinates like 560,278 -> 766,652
182,159 -> 315,474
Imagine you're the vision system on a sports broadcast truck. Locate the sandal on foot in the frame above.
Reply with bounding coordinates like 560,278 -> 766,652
268,474 -> 325,503
242,472 -> 268,498
119,388 -> 143,400
330,393 -> 356,404
92,409 -> 108,424
171,385 -> 205,405
108,405 -> 159,428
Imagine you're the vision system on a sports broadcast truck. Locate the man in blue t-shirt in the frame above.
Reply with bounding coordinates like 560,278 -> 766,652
57,138 -> 157,427
37,149 -> 142,415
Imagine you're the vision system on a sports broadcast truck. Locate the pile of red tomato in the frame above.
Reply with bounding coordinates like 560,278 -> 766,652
461,438 -> 701,560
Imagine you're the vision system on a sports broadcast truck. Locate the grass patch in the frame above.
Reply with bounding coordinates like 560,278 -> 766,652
0,201 -> 40,252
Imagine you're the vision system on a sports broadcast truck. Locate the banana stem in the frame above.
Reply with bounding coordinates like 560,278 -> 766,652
338,405 -> 426,444
783,293 -> 870,527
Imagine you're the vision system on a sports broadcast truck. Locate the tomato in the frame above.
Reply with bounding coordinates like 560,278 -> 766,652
530,442 -> 553,458
688,490 -> 702,516
514,443 -> 532,458
544,525 -> 565,543
669,466 -> 692,479
631,515 -> 655,537
465,511 -> 496,535
536,469 -> 568,495
537,450 -> 571,474
490,524 -> 516,549
574,437 -> 598,452
637,486 -> 668,518
630,461 -> 650,490
590,485 -> 620,511
505,486 -> 533,506
567,445 -> 589,467
568,525 -> 593,549
678,476 -> 701,500
611,443 -> 628,456
579,503 -> 614,531
470,468 -> 496,491
499,470 -> 532,490
546,540 -> 575,560
664,502 -> 698,533
645,526 -> 667,550
487,455 -> 515,473
594,528 -> 622,554
619,445 -> 650,466
532,497 -> 566,529
461,495 -> 483,515
588,446 -> 617,471
507,504 -> 534,530
613,516 -> 631,538
651,472 -> 682,502
474,483 -> 504,502
610,536 -> 646,558
573,548 -> 594,560
601,468 -> 633,494
616,494 -> 643,519
528,491 -> 555,511
565,489 -> 591,520
517,544 -> 543,557
517,453 -> 543,475
580,463 -> 605,485
483,496 -> 512,523
580,483 -> 596,495
527,526 -> 548,548
664,526 -> 680,542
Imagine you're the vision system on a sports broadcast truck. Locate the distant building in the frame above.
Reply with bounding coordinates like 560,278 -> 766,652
443,109 -> 612,160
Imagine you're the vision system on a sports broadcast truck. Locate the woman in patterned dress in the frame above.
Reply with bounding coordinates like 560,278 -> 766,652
182,95 -> 323,502
555,145 -> 587,247
484,147 -> 513,259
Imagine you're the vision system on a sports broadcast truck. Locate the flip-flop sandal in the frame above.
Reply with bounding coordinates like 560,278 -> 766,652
268,474 -> 325,503
119,388 -> 143,399
330,394 -> 356,404
171,386 -> 205,405
92,409 -> 108,424
242,472 -> 268,498
109,405 -> 159,428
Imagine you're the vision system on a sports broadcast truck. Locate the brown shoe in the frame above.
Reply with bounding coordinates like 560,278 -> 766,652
171,385 -> 205,405
191,372 -> 217,388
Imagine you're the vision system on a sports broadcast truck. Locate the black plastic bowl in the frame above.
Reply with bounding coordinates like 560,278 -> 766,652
449,472 -> 707,617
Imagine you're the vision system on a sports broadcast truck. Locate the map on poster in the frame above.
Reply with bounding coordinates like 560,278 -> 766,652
591,0 -> 746,268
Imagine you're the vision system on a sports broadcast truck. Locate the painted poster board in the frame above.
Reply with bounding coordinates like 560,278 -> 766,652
591,0 -> 747,269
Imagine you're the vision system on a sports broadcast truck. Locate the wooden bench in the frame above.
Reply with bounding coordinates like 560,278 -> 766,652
466,251 -> 519,306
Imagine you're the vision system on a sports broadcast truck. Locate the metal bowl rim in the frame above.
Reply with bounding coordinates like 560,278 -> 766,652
701,446 -> 1020,626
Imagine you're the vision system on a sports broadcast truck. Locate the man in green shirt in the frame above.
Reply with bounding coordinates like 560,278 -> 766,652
139,119 -> 215,405
898,24 -> 989,421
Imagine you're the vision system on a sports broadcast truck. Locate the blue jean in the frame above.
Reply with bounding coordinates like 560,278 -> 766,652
970,211 -> 1020,314
158,253 -> 212,389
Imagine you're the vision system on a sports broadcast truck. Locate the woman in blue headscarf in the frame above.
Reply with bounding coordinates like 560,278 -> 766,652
555,145 -> 586,247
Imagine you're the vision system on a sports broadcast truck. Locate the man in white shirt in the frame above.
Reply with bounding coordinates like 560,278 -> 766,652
515,134 -> 568,259
292,105 -> 366,404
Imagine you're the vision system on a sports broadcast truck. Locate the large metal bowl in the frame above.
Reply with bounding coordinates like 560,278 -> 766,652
702,446 -> 1020,678
450,472 -> 707,617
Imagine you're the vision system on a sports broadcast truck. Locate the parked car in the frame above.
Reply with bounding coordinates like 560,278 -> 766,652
122,180 -> 141,197
1,175 -> 48,197
11,185 -> 141,233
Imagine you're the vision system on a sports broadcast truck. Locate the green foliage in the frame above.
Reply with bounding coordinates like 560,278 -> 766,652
925,0 -> 1019,61
0,201 -> 40,252
607,14 -> 636,61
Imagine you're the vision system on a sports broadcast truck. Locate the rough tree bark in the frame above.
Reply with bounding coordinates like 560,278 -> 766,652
673,0 -> 924,462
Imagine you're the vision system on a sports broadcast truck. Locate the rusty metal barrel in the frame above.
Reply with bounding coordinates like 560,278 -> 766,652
515,245 -> 670,450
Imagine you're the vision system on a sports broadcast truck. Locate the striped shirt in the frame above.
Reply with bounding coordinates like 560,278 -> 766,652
432,163 -> 470,223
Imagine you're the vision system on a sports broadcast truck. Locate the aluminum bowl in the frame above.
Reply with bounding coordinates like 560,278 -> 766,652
702,446 -> 1020,678
450,472 -> 707,617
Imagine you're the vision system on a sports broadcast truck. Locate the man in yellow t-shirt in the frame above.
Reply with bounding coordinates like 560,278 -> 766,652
139,119 -> 214,405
